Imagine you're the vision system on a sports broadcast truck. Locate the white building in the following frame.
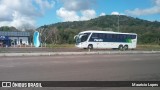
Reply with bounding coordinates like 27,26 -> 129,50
0,31 -> 30,46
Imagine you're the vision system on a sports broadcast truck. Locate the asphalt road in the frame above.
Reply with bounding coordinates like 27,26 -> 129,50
0,54 -> 160,90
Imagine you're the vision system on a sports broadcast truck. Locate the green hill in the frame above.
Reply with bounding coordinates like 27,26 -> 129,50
34,15 -> 160,45
0,26 -> 19,31
0,15 -> 159,46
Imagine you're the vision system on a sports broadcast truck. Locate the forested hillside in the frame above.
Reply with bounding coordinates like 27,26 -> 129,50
1,15 -> 160,45
0,26 -> 19,31
38,15 -> 160,45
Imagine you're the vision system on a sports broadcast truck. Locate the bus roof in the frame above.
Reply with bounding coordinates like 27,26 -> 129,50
80,30 -> 137,35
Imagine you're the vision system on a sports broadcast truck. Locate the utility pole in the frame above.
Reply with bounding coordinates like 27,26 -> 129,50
117,15 -> 120,32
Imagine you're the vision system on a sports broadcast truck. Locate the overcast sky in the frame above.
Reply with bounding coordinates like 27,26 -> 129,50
0,0 -> 160,30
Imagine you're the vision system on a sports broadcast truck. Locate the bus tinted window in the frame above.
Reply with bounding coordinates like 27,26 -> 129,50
89,33 -> 136,42
131,35 -> 136,39
123,35 -> 126,39
108,34 -> 112,39
105,34 -> 108,38
116,34 -> 120,39
119,34 -> 122,39
126,35 -> 130,39
98,33 -> 104,39
81,35 -> 87,42
91,33 -> 98,38
80,33 -> 90,42
112,34 -> 115,39
102,33 -> 105,39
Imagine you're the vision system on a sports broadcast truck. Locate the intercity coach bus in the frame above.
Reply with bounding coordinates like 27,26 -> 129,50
74,30 -> 137,50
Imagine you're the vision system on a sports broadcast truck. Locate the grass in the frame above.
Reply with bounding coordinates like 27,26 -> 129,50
1,44 -> 160,51
47,44 -> 160,51
0,47 -> 7,53
47,44 -> 75,48
137,44 -> 160,51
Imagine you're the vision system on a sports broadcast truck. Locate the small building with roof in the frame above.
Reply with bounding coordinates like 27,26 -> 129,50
0,31 -> 30,47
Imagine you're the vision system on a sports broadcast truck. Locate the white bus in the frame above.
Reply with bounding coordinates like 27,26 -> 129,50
74,30 -> 137,50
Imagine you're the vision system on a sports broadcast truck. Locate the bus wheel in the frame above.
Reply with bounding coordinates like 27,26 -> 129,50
123,45 -> 128,50
118,45 -> 123,51
88,44 -> 93,49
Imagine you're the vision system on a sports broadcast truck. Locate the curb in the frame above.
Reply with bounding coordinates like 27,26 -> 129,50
0,51 -> 160,57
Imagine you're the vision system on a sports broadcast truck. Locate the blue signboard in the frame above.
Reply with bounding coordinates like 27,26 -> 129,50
0,36 -> 9,40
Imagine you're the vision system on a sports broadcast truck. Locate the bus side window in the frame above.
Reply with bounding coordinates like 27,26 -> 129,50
81,36 -> 87,42
112,34 -> 116,39
98,33 -> 104,39
119,34 -> 123,39
91,33 -> 98,39
129,35 -> 132,39
109,34 -> 112,39
116,34 -> 119,39
128,35 -> 131,39
126,35 -> 130,39
132,35 -> 136,39
110,34 -> 113,39
105,34 -> 108,39
97,33 -> 99,38
102,33 -> 105,39
123,35 -> 126,39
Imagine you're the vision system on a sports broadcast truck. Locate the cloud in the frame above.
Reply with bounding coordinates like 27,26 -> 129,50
100,12 -> 106,16
56,0 -> 97,21
0,0 -> 55,30
11,11 -> 36,30
155,0 -> 160,6
111,12 -> 125,15
80,9 -> 96,20
60,0 -> 95,11
56,8 -> 96,21
56,7 -> 80,21
111,12 -> 120,15
35,0 -> 55,13
126,0 -> 160,16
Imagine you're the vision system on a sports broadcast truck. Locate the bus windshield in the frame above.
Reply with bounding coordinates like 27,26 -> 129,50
76,33 -> 90,44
